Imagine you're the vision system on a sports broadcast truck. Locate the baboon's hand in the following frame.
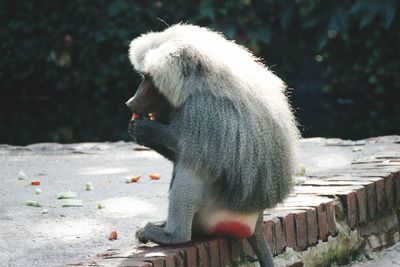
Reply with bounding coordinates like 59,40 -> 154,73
135,226 -> 149,244
128,118 -> 157,145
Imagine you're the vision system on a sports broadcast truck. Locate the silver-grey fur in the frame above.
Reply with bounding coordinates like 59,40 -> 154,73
129,24 -> 299,211
127,24 -> 300,267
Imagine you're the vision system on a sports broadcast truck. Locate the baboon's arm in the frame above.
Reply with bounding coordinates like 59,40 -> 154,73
128,118 -> 177,160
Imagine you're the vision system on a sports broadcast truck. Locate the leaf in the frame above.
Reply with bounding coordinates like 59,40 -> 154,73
279,0 -> 295,30
216,24 -> 237,39
57,191 -> 77,199
350,0 -> 397,29
328,5 -> 350,32
247,27 -> 272,44
382,2 -> 397,28
199,0 -> 216,21
62,199 -> 83,207
26,200 -> 42,207
302,14 -> 323,28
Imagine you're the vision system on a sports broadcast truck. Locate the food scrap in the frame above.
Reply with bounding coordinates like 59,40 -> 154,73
35,188 -> 42,194
148,113 -> 157,121
26,200 -> 42,207
85,182 -> 94,191
131,113 -> 140,120
57,191 -> 77,199
18,170 -> 27,180
108,230 -> 118,240
133,147 -> 151,151
130,175 -> 141,183
31,180 -> 41,186
62,199 -> 83,207
41,209 -> 49,214
295,165 -> 306,176
149,173 -> 161,180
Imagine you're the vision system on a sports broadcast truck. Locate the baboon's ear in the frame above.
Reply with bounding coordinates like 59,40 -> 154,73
143,42 -> 199,107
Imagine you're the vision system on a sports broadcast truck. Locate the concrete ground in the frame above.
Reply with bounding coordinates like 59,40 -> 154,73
0,142 -> 172,267
347,242 -> 400,267
1,136 -> 399,267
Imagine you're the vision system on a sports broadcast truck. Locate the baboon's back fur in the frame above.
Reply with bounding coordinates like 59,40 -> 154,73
129,24 -> 300,212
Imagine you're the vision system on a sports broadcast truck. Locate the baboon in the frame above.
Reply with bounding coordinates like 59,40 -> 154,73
126,24 -> 300,267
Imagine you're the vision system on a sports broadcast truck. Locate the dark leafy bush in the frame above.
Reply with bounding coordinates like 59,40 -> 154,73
0,0 -> 399,144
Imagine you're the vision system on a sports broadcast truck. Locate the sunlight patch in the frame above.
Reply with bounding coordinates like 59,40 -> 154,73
30,218 -> 103,242
79,167 -> 129,175
99,197 -> 157,218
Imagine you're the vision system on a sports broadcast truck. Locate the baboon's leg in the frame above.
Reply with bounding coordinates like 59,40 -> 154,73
136,164 -> 204,245
247,212 -> 274,267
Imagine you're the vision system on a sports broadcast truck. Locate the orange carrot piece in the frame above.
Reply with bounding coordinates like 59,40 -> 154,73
31,180 -> 41,186
108,230 -> 118,240
130,176 -> 141,182
149,173 -> 161,180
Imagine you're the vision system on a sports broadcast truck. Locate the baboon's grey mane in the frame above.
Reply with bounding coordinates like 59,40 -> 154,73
129,24 -> 300,211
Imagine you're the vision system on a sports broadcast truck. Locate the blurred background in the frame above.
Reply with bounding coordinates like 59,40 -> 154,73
1,0 -> 399,145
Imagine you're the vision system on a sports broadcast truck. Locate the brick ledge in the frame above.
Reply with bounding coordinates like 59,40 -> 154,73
70,138 -> 400,267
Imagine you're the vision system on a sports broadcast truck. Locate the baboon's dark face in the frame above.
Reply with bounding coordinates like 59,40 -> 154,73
126,74 -> 172,124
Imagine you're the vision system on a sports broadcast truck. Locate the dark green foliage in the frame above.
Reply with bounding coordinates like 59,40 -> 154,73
0,0 -> 399,144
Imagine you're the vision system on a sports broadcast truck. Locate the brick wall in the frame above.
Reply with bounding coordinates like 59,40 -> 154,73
72,138 -> 400,266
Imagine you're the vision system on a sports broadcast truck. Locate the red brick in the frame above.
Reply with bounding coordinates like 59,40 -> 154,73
324,176 -> 378,182
263,219 -> 276,255
385,174 -> 394,209
293,211 -> 307,251
164,254 -> 175,267
195,242 -> 210,267
376,178 -> 386,213
302,179 -> 369,186
294,184 -> 361,210
135,261 -> 152,267
305,208 -> 318,246
283,213 -> 296,249
242,239 -> 257,261
124,247 -> 166,267
185,246 -> 197,267
208,239 -> 220,267
365,182 -> 377,220
394,172 -> 400,207
346,191 -> 358,228
145,257 -> 165,267
218,237 -> 230,266
274,217 -> 286,254
316,203 -> 328,241
229,238 -> 243,263
281,195 -> 334,211
174,252 -> 185,267
326,202 -> 337,236
161,247 -> 186,267
356,187 -> 368,224
120,258 -> 153,267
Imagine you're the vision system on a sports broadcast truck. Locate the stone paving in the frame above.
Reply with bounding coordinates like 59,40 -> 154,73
1,136 -> 400,266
